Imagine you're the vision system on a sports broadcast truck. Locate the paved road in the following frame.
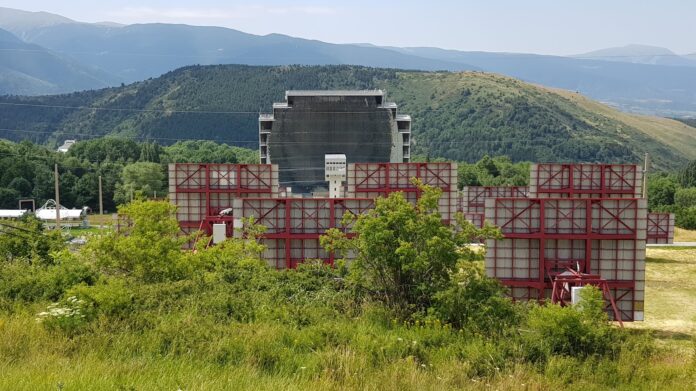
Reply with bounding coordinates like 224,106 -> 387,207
647,242 -> 696,247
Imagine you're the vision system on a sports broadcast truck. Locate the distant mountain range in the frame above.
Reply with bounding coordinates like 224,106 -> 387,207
0,7 -> 695,117
1,64 -> 695,170
573,44 -> 696,67
0,27 -> 118,94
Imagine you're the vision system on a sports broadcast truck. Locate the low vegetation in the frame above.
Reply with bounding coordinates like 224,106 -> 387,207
0,190 -> 693,390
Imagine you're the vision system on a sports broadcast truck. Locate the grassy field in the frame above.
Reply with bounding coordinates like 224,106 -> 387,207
87,213 -> 114,227
1,201 -> 695,390
627,247 -> 696,352
675,228 -> 696,242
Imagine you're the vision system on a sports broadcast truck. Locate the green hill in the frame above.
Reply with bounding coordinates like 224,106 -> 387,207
1,64 -> 695,169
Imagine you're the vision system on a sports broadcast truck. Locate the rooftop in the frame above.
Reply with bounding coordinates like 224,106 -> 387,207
285,90 -> 384,97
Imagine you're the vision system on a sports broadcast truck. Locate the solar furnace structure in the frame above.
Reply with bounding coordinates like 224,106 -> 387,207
259,90 -> 411,194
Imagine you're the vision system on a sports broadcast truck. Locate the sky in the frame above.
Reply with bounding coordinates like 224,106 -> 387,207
3,0 -> 695,55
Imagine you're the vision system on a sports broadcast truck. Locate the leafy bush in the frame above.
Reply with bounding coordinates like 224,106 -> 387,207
85,199 -> 193,282
0,252 -> 96,304
0,216 -> 65,264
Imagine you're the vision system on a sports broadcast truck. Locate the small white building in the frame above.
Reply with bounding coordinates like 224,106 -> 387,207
0,209 -> 29,219
325,154 -> 347,198
57,140 -> 77,153
35,199 -> 87,225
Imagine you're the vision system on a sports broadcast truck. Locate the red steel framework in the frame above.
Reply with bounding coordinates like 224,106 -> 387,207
485,197 -> 647,321
168,163 -> 279,237
233,198 -> 375,269
459,186 -> 528,214
550,268 -> 624,327
530,163 -> 642,198
346,162 -> 458,222
646,212 -> 675,244
464,212 -> 485,229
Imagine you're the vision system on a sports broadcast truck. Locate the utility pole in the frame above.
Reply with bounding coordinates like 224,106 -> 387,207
643,153 -> 649,199
98,175 -> 103,215
54,163 -> 61,230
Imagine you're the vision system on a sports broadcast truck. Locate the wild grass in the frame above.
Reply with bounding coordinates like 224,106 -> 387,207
1,201 -> 695,390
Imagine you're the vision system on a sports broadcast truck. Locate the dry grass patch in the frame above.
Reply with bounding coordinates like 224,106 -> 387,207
675,228 -> 696,242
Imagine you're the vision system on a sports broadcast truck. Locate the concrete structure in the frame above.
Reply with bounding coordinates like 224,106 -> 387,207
259,90 -> 411,193
325,154 -> 347,198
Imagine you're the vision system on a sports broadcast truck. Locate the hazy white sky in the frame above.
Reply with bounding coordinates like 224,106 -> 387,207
3,0 -> 695,55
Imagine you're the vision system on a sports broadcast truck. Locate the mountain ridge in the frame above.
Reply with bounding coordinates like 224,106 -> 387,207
0,64 -> 694,170
1,7 -> 695,116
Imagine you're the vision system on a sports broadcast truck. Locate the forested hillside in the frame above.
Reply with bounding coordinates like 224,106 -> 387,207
0,139 -> 257,211
1,64 -> 695,169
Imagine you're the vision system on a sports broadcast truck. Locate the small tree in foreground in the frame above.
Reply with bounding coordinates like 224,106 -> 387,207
321,181 -> 501,318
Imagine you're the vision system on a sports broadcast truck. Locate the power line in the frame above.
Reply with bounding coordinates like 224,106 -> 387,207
0,127 -> 615,147
0,46 -> 694,59
0,101 -> 492,114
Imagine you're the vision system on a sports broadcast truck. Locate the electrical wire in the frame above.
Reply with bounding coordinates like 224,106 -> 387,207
0,47 -> 694,59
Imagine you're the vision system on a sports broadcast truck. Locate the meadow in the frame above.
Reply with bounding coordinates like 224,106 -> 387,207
0,200 -> 694,390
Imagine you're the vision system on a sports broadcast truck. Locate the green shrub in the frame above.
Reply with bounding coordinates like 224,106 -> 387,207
85,200 -> 194,282
0,252 -> 96,304
67,278 -> 134,319
432,261 -> 519,334
0,216 -> 65,264
522,287 -> 621,361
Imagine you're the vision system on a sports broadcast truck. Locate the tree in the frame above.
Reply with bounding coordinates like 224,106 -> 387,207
321,182 -> 500,318
74,173 -> 99,209
0,188 -> 20,209
8,177 -> 32,197
647,176 -> 678,210
675,188 -> 696,208
162,140 -> 239,164
679,159 -> 696,188
113,162 -> 166,205
477,154 -> 500,177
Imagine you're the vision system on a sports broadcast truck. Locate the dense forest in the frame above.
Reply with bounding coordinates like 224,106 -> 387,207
1,65 -> 695,169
